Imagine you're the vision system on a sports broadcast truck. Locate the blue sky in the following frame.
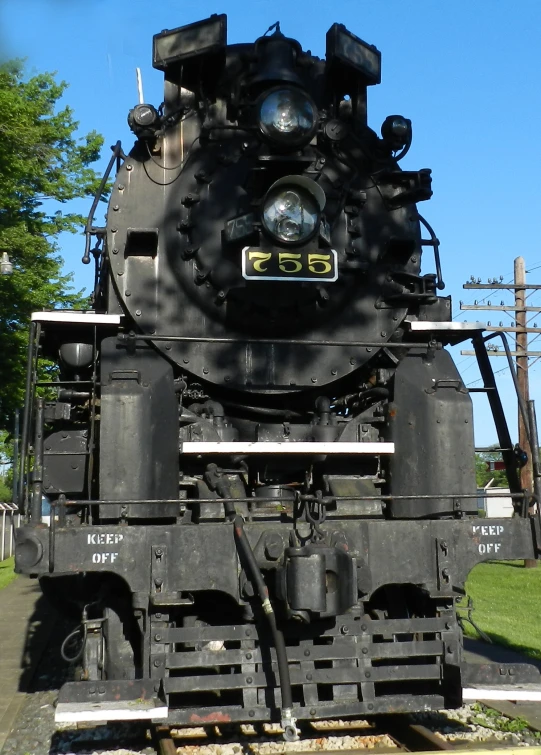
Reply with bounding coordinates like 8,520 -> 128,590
3,0 -> 541,447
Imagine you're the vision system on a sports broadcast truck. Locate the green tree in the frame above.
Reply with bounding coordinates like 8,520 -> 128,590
0,477 -> 11,503
0,60 -> 103,430
475,451 -> 509,488
0,430 -> 13,501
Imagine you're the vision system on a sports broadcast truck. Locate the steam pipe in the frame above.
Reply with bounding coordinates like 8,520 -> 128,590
30,398 -> 44,522
527,400 -> 541,516
19,321 -> 37,513
11,409 -> 19,505
82,141 -> 124,264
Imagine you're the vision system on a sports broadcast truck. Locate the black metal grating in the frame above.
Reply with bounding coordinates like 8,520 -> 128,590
154,615 -> 452,721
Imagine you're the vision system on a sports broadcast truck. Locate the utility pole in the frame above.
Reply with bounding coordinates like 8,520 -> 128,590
460,257 -> 539,568
515,258 -> 536,567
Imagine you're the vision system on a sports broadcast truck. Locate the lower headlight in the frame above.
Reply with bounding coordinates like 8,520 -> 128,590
261,176 -> 325,245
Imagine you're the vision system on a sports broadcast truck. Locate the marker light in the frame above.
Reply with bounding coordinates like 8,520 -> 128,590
381,115 -> 411,150
127,104 -> 160,138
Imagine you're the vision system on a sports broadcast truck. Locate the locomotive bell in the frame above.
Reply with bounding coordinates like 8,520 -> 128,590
249,26 -> 304,89
59,342 -> 93,369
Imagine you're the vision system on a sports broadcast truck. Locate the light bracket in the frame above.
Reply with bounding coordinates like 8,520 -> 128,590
153,14 -> 227,91
326,24 -> 381,87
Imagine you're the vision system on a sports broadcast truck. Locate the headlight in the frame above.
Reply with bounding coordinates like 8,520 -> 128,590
261,176 -> 326,244
258,88 -> 317,147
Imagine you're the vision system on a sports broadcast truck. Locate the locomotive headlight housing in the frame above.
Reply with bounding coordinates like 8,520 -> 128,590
132,104 -> 159,128
258,87 -> 318,148
128,104 -> 161,138
261,176 -> 326,245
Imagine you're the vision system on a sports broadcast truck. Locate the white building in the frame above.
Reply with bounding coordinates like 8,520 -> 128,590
477,486 -> 514,518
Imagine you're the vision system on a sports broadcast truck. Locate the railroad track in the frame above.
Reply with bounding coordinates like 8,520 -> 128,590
151,716 -> 541,755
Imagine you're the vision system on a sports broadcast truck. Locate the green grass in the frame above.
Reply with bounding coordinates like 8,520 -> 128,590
0,556 -> 16,590
464,560 -> 541,661
469,702 -> 534,734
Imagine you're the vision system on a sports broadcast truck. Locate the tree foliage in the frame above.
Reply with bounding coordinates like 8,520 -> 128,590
475,451 -> 509,489
0,430 -> 13,501
0,477 -> 11,503
0,60 -> 104,429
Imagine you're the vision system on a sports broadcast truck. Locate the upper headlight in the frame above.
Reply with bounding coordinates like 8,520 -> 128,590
261,176 -> 326,245
258,88 -> 317,147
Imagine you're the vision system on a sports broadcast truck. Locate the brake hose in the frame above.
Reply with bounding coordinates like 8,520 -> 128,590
232,514 -> 299,741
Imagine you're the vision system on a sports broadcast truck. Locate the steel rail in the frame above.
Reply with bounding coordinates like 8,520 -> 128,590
149,720 -> 541,755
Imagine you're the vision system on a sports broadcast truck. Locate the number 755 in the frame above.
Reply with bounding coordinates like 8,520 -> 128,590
248,251 -> 332,274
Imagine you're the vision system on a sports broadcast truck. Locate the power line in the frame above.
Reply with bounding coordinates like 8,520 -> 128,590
461,257 -> 539,567
452,274 -> 514,321
467,365 -> 509,388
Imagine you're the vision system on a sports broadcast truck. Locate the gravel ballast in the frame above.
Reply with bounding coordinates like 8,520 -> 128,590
5,702 -> 541,755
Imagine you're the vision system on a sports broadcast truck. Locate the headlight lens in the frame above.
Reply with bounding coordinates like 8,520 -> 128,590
262,186 -> 319,243
259,88 -> 317,146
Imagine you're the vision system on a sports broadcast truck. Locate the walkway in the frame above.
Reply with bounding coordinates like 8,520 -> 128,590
0,574 -> 56,752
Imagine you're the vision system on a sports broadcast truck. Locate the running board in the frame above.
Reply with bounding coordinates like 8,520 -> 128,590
462,661 -> 541,701
463,686 -> 541,702
55,699 -> 168,724
55,681 -> 167,724
55,686 -> 541,725
180,442 -> 394,454
31,311 -> 122,325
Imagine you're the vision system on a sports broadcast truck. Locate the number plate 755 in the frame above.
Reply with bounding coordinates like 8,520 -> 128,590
241,247 -> 338,282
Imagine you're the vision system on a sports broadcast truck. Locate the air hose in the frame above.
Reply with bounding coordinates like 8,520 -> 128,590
233,515 -> 299,742
208,462 -> 299,741
60,625 -> 86,663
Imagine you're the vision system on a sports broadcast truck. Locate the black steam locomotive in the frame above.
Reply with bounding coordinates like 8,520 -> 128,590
15,15 -> 540,737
